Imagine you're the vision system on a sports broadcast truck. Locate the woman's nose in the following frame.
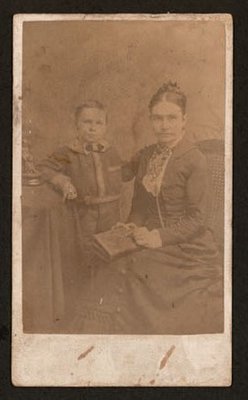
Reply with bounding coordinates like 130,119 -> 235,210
161,118 -> 170,130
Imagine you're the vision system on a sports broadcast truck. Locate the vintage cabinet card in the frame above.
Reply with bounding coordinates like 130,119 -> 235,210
12,13 -> 232,386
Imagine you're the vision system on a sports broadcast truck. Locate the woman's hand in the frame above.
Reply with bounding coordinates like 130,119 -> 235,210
62,181 -> 78,201
111,222 -> 137,236
132,227 -> 162,248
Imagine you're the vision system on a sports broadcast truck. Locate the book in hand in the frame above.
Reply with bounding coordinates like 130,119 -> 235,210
93,224 -> 138,261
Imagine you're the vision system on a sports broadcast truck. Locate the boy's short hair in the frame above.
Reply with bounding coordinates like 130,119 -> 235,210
75,100 -> 107,124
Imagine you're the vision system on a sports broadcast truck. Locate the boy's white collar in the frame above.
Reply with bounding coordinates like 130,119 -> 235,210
68,137 -> 110,154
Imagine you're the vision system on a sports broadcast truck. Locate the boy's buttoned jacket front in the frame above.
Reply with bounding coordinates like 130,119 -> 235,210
38,139 -> 122,232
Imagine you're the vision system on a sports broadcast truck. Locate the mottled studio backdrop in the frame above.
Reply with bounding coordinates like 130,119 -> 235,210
22,20 -> 225,162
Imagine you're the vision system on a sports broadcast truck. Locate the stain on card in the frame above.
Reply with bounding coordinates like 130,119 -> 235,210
77,345 -> 95,360
159,345 -> 176,370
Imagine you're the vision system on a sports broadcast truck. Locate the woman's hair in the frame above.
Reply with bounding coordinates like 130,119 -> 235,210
75,100 -> 107,124
149,81 -> 187,115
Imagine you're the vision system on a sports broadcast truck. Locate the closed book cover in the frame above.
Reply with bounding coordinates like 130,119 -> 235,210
93,225 -> 138,260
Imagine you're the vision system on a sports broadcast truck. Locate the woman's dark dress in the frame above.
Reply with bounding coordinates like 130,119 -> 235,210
72,138 -> 224,334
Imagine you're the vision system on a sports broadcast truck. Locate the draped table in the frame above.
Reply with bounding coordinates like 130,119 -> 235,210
22,183 -> 87,333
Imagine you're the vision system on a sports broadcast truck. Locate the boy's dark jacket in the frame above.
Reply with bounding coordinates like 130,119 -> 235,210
38,138 -> 123,206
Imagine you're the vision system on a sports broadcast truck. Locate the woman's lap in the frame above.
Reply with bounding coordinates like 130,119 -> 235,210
70,245 -> 224,334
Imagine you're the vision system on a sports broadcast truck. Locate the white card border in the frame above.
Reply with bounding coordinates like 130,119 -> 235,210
12,13 -> 232,387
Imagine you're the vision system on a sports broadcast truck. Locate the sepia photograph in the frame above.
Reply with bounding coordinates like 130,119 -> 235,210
12,13 -> 232,386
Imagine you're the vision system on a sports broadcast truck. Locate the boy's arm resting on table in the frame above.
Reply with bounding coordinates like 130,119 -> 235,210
37,147 -> 73,194
158,151 -> 209,246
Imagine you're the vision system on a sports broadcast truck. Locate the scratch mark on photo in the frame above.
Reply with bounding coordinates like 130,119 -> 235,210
77,345 -> 95,361
159,345 -> 176,370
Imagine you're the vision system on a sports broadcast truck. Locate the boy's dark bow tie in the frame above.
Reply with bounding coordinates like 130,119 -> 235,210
69,138 -> 110,154
84,143 -> 106,153
83,141 -> 109,154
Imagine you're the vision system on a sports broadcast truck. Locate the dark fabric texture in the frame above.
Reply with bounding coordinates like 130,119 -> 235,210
71,137 -> 224,334
22,184 -> 121,333
37,143 -> 122,201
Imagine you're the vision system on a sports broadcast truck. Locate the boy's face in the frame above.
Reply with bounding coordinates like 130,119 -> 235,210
76,107 -> 107,143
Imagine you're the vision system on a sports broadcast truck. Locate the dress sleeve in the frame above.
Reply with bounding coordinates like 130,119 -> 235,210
37,147 -> 72,191
121,148 -> 145,182
158,150 -> 209,245
127,180 -> 148,226
126,148 -> 150,226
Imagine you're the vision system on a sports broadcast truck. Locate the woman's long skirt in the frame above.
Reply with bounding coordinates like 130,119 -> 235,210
70,236 -> 224,335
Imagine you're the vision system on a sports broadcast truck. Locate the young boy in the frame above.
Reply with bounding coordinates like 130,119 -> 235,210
39,100 -> 122,236
38,101 -> 123,320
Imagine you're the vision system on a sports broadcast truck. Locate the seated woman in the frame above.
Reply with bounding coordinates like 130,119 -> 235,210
72,81 -> 224,335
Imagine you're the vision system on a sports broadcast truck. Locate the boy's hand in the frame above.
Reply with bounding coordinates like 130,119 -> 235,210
62,182 -> 78,201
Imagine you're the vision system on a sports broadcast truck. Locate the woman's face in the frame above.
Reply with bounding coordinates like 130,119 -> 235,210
76,107 -> 107,143
150,99 -> 186,148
